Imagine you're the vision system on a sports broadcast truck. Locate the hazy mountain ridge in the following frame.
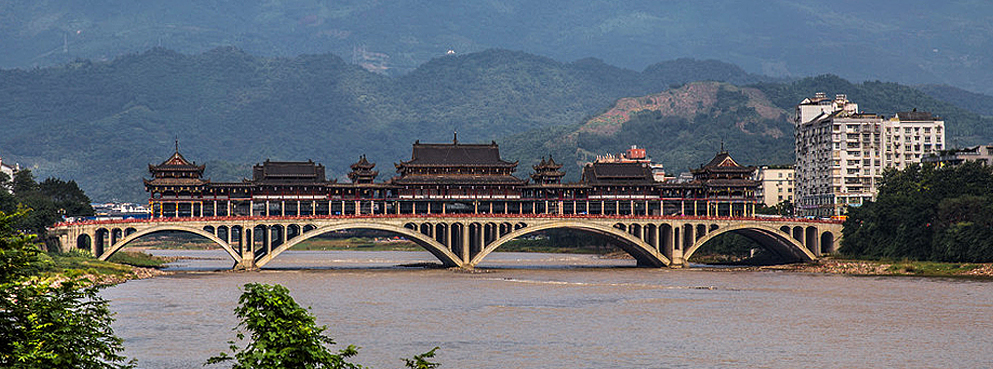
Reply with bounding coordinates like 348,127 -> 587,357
4,0 -> 992,95
1,48 -> 990,202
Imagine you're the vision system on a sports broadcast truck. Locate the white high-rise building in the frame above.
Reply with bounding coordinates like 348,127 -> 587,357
794,93 -> 945,217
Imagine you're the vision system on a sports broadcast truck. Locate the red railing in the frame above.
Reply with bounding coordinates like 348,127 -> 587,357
50,213 -> 842,229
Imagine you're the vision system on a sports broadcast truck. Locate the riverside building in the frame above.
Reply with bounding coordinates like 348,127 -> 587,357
794,93 -> 945,217
754,166 -> 794,208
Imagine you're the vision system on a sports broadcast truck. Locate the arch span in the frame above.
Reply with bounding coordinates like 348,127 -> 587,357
469,221 -> 670,267
97,225 -> 240,263
684,224 -> 816,263
255,221 -> 462,268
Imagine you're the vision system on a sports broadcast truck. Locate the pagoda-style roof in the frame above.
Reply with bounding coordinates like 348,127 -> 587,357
350,155 -> 376,170
691,151 -> 755,175
146,145 -> 207,188
348,155 -> 378,184
397,139 -> 518,168
148,150 -> 205,174
581,162 -> 654,185
252,160 -> 326,183
531,156 -> 566,183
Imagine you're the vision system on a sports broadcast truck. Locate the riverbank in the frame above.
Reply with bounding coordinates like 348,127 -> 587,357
761,258 -> 993,278
44,251 -> 174,285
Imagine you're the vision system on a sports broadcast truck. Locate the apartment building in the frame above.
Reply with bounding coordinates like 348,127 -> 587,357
794,93 -> 944,217
755,166 -> 794,208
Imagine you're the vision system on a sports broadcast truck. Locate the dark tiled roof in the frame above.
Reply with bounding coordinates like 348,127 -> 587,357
400,141 -> 517,167
350,155 -> 375,170
253,160 -> 326,182
391,174 -> 526,185
582,162 -> 654,184
150,151 -> 205,174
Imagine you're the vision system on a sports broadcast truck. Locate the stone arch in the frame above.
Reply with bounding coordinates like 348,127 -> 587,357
203,225 -> 215,234
792,226 -> 804,243
820,231 -> 836,254
696,224 -> 707,241
805,226 -> 819,254
270,225 -> 285,246
685,223 -> 816,263
645,224 -> 657,247
94,228 -> 110,256
97,225 -> 240,263
302,224 -> 317,233
111,228 -> 124,245
629,223 -> 641,238
434,223 -> 448,245
470,221 -> 670,268
255,221 -> 462,269
420,223 -> 433,237
499,222 -> 512,236
287,224 -> 302,239
76,234 -> 91,251
124,227 -> 137,237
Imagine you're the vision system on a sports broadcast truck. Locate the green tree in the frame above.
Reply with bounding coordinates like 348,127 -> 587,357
208,283 -> 441,369
841,162 -> 993,262
0,210 -> 133,369
206,283 -> 362,369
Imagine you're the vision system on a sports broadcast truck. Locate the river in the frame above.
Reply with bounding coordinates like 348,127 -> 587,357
101,250 -> 993,368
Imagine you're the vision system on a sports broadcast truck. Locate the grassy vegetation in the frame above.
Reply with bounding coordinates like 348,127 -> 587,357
881,260 -> 982,276
39,250 -> 135,278
106,250 -> 175,268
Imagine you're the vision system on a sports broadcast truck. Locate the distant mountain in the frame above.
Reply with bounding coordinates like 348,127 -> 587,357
3,0 -> 992,95
503,76 -> 993,182
916,84 -> 993,117
501,82 -> 795,180
4,48 -> 746,202
2,48 -> 990,203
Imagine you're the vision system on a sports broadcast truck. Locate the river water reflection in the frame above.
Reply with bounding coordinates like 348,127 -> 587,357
101,250 -> 993,368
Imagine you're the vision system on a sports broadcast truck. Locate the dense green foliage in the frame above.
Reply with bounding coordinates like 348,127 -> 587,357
208,282 -> 439,369
207,283 -> 361,369
0,211 -> 133,368
752,75 -> 993,145
0,170 -> 93,235
840,162 -> 993,262
917,84 -> 993,117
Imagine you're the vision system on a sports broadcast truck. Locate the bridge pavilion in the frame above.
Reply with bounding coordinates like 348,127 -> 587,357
144,139 -> 759,219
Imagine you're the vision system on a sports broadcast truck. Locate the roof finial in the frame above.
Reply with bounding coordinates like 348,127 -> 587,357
175,136 -> 179,153
720,138 -> 725,153
453,130 -> 458,144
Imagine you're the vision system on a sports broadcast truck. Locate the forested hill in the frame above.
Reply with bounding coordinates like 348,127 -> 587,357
0,48 -> 767,201
2,48 -> 991,202
501,76 -> 993,183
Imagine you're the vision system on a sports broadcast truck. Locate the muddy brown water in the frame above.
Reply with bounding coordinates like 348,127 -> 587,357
101,250 -> 993,368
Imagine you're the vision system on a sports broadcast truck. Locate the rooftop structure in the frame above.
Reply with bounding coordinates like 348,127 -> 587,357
922,144 -> 993,167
